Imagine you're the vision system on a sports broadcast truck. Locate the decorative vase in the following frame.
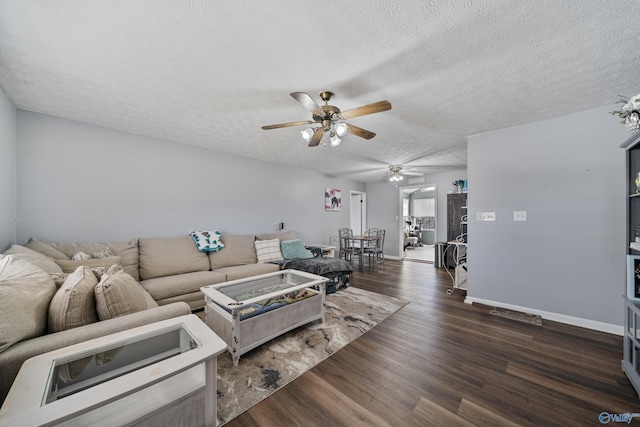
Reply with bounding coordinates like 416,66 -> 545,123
636,172 -> 640,193
626,111 -> 640,132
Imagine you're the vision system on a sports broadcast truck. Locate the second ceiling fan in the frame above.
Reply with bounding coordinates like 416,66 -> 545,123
262,91 -> 391,147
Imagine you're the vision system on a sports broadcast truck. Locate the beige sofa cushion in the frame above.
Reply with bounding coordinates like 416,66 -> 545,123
55,256 -> 123,274
48,266 -> 99,333
2,245 -> 63,274
95,267 -> 147,320
138,236 -> 210,280
256,231 -> 297,242
140,270 -> 226,302
209,234 -> 257,269
0,255 -> 57,353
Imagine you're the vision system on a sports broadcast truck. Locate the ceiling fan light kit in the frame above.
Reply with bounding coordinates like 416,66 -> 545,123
389,164 -> 404,186
262,91 -> 391,147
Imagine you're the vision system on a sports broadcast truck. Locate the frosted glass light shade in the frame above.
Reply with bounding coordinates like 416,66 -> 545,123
335,122 -> 348,137
301,128 -> 314,142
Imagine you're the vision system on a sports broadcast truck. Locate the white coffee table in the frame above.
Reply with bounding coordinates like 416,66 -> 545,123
0,314 -> 226,427
202,269 -> 327,366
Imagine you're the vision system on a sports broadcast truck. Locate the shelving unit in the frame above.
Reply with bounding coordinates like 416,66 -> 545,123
621,130 -> 640,397
446,200 -> 467,295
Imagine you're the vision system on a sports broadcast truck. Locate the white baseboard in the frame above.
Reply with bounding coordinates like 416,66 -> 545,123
464,296 -> 623,336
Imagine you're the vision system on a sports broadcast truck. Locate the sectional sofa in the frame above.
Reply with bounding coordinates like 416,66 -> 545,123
26,231 -> 298,309
0,230 -> 299,405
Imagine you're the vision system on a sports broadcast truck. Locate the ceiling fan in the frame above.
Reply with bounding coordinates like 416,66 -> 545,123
388,164 -> 424,186
261,91 -> 391,147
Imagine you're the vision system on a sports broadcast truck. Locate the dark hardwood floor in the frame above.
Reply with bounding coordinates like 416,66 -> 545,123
227,259 -> 639,426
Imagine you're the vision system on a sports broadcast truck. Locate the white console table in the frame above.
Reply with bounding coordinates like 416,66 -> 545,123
306,244 -> 336,258
0,314 -> 226,427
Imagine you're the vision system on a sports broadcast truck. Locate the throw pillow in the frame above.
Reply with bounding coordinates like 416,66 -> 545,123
55,256 -> 122,273
2,244 -> 64,274
92,247 -> 115,259
48,266 -> 99,333
281,239 -> 314,260
71,251 -> 92,261
189,230 -> 224,252
94,268 -> 147,320
0,255 -> 57,353
23,238 -> 70,260
254,238 -> 283,263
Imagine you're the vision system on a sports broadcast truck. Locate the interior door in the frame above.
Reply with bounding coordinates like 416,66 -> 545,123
350,191 -> 366,236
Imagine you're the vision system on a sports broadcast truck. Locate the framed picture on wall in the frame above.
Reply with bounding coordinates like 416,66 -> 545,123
627,255 -> 640,302
325,188 -> 341,211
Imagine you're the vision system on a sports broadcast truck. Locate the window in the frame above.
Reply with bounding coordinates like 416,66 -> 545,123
403,199 -> 409,217
413,198 -> 435,217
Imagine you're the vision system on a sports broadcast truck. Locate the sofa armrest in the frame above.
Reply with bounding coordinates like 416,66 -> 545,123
0,302 -> 191,406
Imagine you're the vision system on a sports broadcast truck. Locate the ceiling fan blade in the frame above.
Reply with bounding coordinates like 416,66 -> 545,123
262,120 -> 314,130
403,171 -> 424,176
346,124 -> 376,140
308,128 -> 324,147
340,100 -> 391,120
290,92 -> 323,116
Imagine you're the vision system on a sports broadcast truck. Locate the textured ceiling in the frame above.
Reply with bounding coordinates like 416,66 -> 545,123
1,1 -> 639,183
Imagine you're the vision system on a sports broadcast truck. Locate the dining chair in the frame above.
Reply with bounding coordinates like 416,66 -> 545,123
338,227 -> 356,263
364,229 -> 385,271
375,229 -> 385,270
364,228 -> 379,250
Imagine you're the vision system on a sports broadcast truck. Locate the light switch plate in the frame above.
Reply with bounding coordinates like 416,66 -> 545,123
514,211 -> 527,221
476,211 -> 496,222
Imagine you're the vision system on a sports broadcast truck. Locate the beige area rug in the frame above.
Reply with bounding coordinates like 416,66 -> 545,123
213,286 -> 409,425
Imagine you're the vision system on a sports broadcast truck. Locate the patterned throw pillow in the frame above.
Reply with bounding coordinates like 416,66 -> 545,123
254,239 -> 284,263
189,230 -> 224,252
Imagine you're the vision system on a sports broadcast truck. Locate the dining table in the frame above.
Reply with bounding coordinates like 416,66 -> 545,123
350,235 -> 378,272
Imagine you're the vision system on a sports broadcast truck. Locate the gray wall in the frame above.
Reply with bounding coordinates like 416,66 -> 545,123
0,86 -> 16,251
467,105 -> 628,329
366,169 -> 467,258
15,110 -> 365,245
364,181 -> 401,257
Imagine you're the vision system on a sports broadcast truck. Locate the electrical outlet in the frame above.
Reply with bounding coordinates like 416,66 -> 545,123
513,211 -> 527,221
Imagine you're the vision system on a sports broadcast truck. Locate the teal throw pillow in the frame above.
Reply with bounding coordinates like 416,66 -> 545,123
281,239 -> 314,260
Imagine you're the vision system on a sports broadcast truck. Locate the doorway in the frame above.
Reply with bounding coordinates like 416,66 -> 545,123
399,185 -> 437,263
350,191 -> 366,236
